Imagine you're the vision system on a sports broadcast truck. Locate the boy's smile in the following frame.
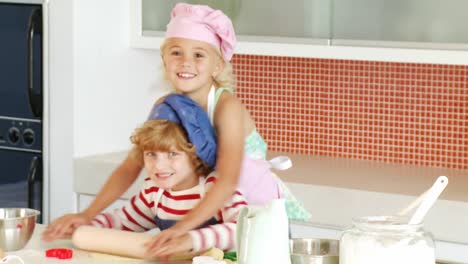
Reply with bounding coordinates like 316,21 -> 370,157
154,171 -> 173,179
144,149 -> 199,191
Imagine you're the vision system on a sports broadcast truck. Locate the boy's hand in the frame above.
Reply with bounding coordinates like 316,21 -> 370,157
144,232 -> 193,259
41,213 -> 91,242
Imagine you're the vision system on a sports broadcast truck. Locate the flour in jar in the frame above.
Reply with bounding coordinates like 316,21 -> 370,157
340,234 -> 435,264
340,216 -> 436,264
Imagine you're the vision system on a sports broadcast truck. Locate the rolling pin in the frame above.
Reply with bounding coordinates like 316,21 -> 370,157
72,226 -> 201,261
72,226 -> 152,259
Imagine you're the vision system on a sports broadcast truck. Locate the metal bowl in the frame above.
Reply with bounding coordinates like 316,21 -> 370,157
0,208 -> 40,251
290,238 -> 339,264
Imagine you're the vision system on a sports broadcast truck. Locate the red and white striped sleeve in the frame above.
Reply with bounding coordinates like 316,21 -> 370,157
188,175 -> 248,252
91,178 -> 158,232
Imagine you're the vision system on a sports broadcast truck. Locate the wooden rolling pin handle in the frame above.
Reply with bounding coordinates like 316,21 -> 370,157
72,226 -> 152,259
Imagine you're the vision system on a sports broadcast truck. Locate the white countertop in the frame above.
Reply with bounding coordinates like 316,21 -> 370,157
8,225 -> 189,264
273,152 -> 468,202
74,151 -> 468,262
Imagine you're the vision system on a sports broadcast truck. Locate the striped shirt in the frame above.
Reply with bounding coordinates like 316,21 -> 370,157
91,173 -> 247,252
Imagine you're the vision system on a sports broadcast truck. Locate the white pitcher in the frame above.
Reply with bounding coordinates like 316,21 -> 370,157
236,199 -> 291,264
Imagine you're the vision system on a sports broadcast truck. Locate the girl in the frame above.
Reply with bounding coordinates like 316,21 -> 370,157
147,3 -> 286,254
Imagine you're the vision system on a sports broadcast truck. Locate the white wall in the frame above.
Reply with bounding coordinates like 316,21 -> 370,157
47,0 -> 74,222
73,0 -> 167,158
48,0 -> 168,222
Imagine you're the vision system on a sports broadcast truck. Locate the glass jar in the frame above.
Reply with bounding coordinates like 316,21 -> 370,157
340,216 -> 435,264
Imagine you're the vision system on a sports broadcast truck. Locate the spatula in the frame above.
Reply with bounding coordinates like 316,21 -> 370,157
397,175 -> 448,224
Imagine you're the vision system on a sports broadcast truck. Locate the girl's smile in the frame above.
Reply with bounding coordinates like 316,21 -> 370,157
162,38 -> 223,97
177,72 -> 197,79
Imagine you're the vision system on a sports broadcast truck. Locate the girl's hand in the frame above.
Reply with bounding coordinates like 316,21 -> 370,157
41,213 -> 91,242
144,228 -> 190,258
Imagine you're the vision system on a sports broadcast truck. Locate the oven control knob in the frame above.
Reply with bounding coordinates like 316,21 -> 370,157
23,129 -> 35,146
8,127 -> 20,144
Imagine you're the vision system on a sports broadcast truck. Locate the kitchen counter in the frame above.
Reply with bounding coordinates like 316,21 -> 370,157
10,225 -> 190,264
7,225 -> 457,264
74,151 -> 468,263
275,152 -> 468,202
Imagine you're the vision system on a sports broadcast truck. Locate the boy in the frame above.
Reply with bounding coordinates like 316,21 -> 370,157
88,94 -> 247,256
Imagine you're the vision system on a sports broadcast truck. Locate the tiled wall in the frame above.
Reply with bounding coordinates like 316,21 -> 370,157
232,55 -> 468,170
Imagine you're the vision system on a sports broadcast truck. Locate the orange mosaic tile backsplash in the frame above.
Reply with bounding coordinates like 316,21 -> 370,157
232,55 -> 468,170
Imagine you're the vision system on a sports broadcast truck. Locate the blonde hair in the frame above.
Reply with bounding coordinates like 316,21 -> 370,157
214,60 -> 235,90
129,120 -> 212,177
160,40 -> 235,90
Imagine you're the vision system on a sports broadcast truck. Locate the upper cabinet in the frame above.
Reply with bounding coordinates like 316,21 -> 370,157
332,0 -> 468,50
130,0 -> 468,64
141,0 -> 330,40
130,0 -> 331,56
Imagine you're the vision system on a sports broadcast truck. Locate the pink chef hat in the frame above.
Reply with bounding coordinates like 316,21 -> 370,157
165,3 -> 236,61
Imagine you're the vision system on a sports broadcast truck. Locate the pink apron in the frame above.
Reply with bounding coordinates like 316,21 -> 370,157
237,155 -> 291,206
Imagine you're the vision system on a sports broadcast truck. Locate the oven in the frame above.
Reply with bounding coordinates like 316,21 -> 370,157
0,2 -> 43,222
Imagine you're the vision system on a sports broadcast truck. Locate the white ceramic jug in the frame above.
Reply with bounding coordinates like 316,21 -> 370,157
236,199 -> 291,264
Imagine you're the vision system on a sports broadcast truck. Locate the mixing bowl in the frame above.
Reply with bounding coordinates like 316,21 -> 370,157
0,208 -> 40,251
290,238 -> 339,264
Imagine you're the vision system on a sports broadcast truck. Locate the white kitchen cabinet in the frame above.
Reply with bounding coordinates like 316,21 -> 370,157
332,0 -> 468,50
129,0 -> 468,65
135,0 -> 468,49
290,221 -> 342,240
77,194 -> 128,213
130,0 -> 330,57
140,0 -> 330,39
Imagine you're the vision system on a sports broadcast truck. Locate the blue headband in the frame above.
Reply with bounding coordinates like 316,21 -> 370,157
147,94 -> 217,168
